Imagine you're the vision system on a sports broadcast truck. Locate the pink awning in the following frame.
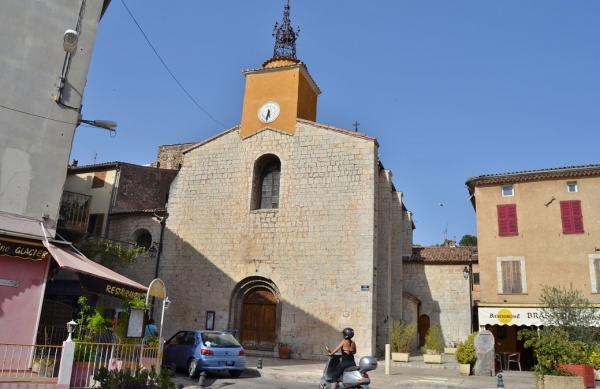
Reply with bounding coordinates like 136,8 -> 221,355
43,241 -> 147,298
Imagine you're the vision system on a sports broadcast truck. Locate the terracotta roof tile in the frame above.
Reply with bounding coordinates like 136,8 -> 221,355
408,246 -> 478,263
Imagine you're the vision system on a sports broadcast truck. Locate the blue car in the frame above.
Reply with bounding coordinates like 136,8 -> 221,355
162,330 -> 246,378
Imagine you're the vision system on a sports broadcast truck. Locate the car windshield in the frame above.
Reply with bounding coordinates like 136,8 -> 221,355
201,332 -> 242,348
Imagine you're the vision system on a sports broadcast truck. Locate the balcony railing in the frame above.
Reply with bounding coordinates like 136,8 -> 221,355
59,191 -> 92,233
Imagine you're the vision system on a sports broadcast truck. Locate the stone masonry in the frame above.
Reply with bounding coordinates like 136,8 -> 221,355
159,120 -> 412,358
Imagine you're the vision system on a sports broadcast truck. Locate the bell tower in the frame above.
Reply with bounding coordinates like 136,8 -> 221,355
240,1 -> 321,139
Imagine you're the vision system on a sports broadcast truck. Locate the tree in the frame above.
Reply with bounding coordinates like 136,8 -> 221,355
459,234 -> 477,246
537,283 -> 600,342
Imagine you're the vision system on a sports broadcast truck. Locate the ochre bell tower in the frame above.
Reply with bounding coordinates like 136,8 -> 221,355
240,1 -> 320,139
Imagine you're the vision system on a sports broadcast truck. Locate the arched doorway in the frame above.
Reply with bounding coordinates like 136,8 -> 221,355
418,314 -> 430,348
241,289 -> 277,350
228,276 -> 281,351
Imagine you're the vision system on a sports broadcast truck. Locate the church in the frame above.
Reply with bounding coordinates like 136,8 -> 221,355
157,2 -> 414,358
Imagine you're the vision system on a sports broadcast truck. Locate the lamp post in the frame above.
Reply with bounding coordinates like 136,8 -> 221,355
463,265 -> 473,332
150,212 -> 168,319
66,320 -> 77,342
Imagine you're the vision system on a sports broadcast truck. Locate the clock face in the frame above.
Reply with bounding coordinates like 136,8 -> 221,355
258,101 -> 280,123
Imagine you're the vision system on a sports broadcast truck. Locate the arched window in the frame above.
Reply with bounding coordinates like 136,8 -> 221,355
252,155 -> 281,210
260,161 -> 280,209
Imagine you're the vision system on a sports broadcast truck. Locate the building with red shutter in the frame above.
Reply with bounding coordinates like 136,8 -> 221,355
465,164 -> 600,368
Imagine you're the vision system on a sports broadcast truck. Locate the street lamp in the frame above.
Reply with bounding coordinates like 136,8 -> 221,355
77,117 -> 118,131
66,320 -> 77,342
463,265 -> 473,332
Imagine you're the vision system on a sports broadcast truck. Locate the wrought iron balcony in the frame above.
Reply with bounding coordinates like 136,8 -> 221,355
58,190 -> 91,233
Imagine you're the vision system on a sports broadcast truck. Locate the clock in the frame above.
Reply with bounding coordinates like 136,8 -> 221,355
258,101 -> 280,123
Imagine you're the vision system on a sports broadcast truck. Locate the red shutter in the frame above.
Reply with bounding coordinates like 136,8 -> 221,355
497,204 -> 518,236
560,200 -> 584,234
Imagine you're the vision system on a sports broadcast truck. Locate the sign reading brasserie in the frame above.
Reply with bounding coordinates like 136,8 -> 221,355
0,239 -> 49,261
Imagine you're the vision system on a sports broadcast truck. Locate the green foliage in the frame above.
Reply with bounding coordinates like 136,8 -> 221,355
517,284 -> 600,379
390,321 -> 417,353
537,284 -> 600,343
74,296 -> 111,342
518,327 -> 590,378
459,234 -> 478,246
93,365 -> 175,389
589,343 -> 600,369
77,237 -> 143,268
455,332 -> 478,364
421,323 -> 444,355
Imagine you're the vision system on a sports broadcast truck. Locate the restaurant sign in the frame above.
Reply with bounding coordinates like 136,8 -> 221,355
0,239 -> 49,261
478,307 -> 543,326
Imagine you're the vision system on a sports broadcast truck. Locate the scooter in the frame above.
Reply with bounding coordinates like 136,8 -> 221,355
319,347 -> 378,389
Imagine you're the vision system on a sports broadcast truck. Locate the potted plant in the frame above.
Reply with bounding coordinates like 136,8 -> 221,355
421,323 -> 443,364
455,332 -> 477,375
519,327 -> 591,389
444,340 -> 457,355
278,343 -> 291,359
589,343 -> 600,380
390,321 -> 416,362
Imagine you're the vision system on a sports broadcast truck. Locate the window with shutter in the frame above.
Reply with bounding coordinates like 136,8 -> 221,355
501,260 -> 523,293
560,200 -> 584,234
595,259 -> 600,294
497,204 -> 518,236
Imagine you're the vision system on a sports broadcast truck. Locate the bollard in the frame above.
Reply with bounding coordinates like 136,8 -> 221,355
257,358 -> 263,369
497,372 -> 505,388
198,371 -> 207,388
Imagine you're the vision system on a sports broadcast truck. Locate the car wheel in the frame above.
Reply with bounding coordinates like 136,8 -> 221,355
188,359 -> 199,379
229,369 -> 243,378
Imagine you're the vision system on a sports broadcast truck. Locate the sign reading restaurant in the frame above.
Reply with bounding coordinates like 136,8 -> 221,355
0,238 -> 49,261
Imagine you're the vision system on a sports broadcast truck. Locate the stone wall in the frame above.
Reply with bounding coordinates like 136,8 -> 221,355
161,122 -> 407,357
403,262 -> 472,345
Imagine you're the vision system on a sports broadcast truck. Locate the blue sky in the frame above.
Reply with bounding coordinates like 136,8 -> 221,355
73,1 -> 600,246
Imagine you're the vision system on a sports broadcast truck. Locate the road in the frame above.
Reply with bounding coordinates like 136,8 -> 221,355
170,371 -> 316,389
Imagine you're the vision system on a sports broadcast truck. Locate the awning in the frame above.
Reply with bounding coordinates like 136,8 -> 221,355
43,241 -> 147,298
478,307 -> 543,326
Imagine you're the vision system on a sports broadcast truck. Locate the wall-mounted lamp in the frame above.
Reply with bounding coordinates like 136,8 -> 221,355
463,266 -> 470,280
164,297 -> 171,310
148,242 -> 159,259
66,319 -> 77,341
63,29 -> 79,52
78,115 -> 118,131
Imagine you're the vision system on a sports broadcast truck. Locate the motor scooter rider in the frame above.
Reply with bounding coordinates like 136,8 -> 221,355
327,327 -> 357,389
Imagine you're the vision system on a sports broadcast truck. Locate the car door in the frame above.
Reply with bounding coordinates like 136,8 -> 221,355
163,331 -> 189,369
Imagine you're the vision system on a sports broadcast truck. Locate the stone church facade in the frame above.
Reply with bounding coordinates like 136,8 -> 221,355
157,3 -> 413,358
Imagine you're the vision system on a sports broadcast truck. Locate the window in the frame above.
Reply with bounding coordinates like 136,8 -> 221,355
251,154 -> 281,210
473,272 -> 480,285
497,204 -> 518,236
87,214 -> 104,237
589,255 -> 600,293
567,182 -> 578,193
501,184 -> 514,197
497,256 -> 526,294
260,162 -> 280,209
560,200 -> 584,234
134,229 -> 153,251
92,171 -> 106,188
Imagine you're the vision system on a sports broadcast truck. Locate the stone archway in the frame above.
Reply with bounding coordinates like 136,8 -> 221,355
229,277 -> 280,351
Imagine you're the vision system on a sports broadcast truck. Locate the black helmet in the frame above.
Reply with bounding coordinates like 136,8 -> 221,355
342,327 -> 354,340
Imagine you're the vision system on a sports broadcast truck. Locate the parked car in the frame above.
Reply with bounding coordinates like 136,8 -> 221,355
162,330 -> 246,378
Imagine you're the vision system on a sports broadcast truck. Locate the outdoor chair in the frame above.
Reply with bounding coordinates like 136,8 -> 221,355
507,352 -> 521,371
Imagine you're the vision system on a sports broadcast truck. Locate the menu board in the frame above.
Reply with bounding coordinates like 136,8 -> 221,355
126,308 -> 146,338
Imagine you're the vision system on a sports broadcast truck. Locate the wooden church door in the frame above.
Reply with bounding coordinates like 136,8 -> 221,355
241,289 -> 277,350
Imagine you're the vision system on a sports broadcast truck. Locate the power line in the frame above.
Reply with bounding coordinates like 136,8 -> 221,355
0,103 -> 77,126
120,0 -> 228,129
